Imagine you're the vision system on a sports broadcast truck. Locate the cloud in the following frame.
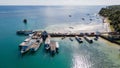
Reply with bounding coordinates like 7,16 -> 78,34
0,0 -> 119,5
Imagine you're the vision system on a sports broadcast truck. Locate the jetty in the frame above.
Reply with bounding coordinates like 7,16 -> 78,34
17,30 -> 120,55
17,30 -> 34,35
16,30 -> 101,37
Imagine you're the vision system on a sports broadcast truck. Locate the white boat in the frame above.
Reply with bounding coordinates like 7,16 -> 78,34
44,37 -> 51,50
56,42 -> 59,49
19,38 -> 36,54
56,42 -> 59,53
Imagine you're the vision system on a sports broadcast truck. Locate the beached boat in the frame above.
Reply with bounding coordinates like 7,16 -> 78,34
30,38 -> 43,52
75,36 -> 83,43
84,36 -> 93,43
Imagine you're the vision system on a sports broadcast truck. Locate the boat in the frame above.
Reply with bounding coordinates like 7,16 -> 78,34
30,38 -> 43,52
94,35 -> 99,41
50,41 -> 59,56
90,19 -> 92,21
19,38 -> 36,54
44,37 -> 51,51
84,36 -> 93,43
75,36 -> 83,43
56,42 -> 59,53
69,37 -> 73,41
82,18 -> 85,20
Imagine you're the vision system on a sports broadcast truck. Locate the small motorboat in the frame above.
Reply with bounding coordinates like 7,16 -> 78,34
84,36 -> 93,43
75,36 -> 83,43
69,37 -> 73,41
44,37 -> 50,51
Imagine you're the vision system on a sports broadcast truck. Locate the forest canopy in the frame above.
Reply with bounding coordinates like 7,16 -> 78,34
99,5 -> 120,32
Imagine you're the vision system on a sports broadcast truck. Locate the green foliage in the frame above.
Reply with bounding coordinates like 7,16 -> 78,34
99,5 -> 120,32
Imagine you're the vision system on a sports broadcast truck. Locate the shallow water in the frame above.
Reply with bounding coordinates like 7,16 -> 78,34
0,6 -> 120,68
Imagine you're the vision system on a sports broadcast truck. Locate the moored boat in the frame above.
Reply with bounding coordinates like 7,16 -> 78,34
30,38 -> 43,52
19,38 -> 36,54
75,36 -> 83,43
50,41 -> 59,56
84,36 -> 93,43
44,36 -> 51,51
69,37 -> 73,41
94,35 -> 99,41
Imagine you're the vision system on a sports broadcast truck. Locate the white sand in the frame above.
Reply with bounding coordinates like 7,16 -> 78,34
43,22 -> 110,33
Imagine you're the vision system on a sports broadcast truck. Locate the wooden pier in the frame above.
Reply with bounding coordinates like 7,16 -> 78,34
16,30 -> 100,37
17,30 -> 120,55
17,30 -> 120,37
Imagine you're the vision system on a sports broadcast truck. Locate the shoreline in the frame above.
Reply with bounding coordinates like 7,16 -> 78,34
100,16 -> 120,45
103,17 -> 114,32
100,35 -> 120,45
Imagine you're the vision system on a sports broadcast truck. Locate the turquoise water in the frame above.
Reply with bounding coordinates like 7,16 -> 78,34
0,6 -> 120,68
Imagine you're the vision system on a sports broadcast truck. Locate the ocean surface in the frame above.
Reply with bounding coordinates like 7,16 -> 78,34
0,6 -> 120,68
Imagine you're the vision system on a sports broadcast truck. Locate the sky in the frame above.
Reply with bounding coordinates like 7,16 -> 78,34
0,0 -> 120,5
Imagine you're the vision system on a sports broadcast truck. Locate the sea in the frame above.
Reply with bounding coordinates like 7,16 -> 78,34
0,6 -> 120,68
